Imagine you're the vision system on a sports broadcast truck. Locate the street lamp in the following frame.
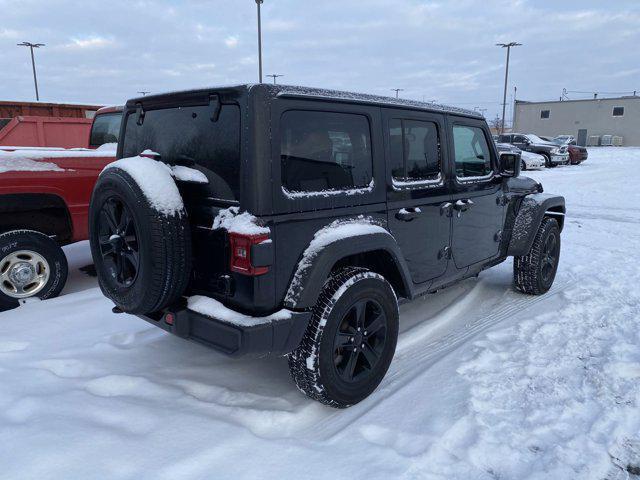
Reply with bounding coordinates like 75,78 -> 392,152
256,0 -> 264,83
267,74 -> 283,84
391,88 -> 404,98
496,42 -> 521,134
17,41 -> 45,101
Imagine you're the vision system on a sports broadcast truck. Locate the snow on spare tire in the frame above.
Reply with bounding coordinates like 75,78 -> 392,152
89,155 -> 192,315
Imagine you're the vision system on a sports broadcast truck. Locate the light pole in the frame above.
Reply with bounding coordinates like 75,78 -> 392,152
496,42 -> 521,134
267,74 -> 283,84
17,42 -> 45,101
391,88 -> 404,98
256,0 -> 264,83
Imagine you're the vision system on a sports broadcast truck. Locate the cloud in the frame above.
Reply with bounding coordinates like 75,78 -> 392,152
62,36 -> 115,50
224,35 -> 238,48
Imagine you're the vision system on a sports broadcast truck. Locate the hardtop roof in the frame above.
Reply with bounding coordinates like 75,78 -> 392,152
127,83 -> 483,119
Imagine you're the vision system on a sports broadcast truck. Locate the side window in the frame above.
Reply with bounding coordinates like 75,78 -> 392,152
452,125 -> 493,179
540,110 -> 550,119
89,113 -> 122,147
513,135 -> 526,143
388,118 -> 440,183
612,106 -> 624,117
280,110 -> 373,194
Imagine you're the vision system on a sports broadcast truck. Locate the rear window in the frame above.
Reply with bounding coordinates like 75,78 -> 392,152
89,113 -> 122,147
280,110 -> 373,194
122,104 -> 240,200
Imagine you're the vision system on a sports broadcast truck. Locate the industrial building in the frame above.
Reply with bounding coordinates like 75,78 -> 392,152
512,96 -> 640,146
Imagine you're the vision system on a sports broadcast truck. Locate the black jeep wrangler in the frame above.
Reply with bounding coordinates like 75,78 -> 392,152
89,84 -> 565,408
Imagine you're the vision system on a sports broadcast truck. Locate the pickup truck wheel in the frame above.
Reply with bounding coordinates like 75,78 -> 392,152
288,267 -> 399,408
0,230 -> 68,311
89,168 -> 192,315
513,217 -> 560,295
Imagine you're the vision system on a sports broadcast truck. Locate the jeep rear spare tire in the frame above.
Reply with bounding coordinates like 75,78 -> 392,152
0,230 -> 68,311
89,165 -> 192,315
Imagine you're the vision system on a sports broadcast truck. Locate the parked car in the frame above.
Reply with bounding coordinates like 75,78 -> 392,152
495,143 -> 544,171
552,136 -> 588,165
0,105 -> 122,311
89,84 -> 565,408
498,133 -> 569,167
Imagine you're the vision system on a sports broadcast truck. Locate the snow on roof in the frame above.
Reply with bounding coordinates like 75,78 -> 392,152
127,83 -> 482,118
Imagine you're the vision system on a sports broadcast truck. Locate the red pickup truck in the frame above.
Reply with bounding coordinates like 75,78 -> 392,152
0,105 -> 122,310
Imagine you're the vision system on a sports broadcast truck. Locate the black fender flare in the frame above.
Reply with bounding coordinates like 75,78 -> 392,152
507,193 -> 565,257
283,231 -> 413,309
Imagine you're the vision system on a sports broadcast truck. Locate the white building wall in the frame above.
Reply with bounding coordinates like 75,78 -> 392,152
513,97 -> 640,146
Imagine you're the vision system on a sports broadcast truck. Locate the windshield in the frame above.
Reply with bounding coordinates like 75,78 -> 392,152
552,136 -> 571,145
122,103 -> 241,201
89,113 -> 122,147
525,134 -> 549,144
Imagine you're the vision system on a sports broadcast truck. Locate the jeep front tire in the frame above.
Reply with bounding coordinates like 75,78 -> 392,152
288,267 -> 399,408
513,217 -> 561,295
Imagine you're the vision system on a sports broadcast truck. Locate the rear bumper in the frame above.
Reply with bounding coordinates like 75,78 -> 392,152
137,306 -> 312,357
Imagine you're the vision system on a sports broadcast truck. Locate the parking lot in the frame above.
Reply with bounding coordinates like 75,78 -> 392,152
1,147 -> 638,479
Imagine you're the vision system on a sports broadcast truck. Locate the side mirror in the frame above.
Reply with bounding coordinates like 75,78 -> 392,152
499,152 -> 520,177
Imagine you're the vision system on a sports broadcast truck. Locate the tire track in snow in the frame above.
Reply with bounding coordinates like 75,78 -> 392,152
305,275 -> 574,440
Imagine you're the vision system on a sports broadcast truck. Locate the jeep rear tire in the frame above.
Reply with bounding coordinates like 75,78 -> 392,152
0,230 -> 68,311
89,167 -> 192,315
514,217 -> 560,295
288,267 -> 399,408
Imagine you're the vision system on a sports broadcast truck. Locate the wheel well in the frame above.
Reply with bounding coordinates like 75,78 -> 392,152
0,194 -> 73,244
331,249 -> 407,299
545,206 -> 565,231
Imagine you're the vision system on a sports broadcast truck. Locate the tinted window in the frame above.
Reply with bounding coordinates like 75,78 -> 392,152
613,106 -> 624,117
498,134 -> 511,143
280,110 -> 372,193
452,125 -> 493,178
89,113 -> 122,147
122,104 -> 241,200
540,110 -> 550,119
389,119 -> 440,182
513,135 -> 527,143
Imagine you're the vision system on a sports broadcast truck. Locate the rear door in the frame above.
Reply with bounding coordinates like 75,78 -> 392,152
448,118 -> 505,270
384,109 -> 452,284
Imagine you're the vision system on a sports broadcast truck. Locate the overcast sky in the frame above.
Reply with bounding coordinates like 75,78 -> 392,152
1,0 -> 638,120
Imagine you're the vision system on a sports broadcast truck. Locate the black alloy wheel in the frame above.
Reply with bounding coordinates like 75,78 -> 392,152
97,197 -> 140,288
333,298 -> 388,383
540,230 -> 559,284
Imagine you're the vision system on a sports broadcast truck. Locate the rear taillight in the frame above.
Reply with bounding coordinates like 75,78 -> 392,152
228,232 -> 270,276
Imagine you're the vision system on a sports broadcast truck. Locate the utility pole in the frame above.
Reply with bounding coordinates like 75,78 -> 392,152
256,0 -> 264,83
496,42 -> 521,134
267,74 -> 283,84
391,88 -> 404,98
17,42 -> 45,101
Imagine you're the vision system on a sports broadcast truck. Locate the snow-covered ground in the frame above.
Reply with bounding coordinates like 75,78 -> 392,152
1,148 -> 639,480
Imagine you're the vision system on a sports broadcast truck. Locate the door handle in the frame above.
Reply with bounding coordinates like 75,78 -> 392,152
440,202 -> 453,217
395,207 -> 422,221
453,199 -> 474,212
